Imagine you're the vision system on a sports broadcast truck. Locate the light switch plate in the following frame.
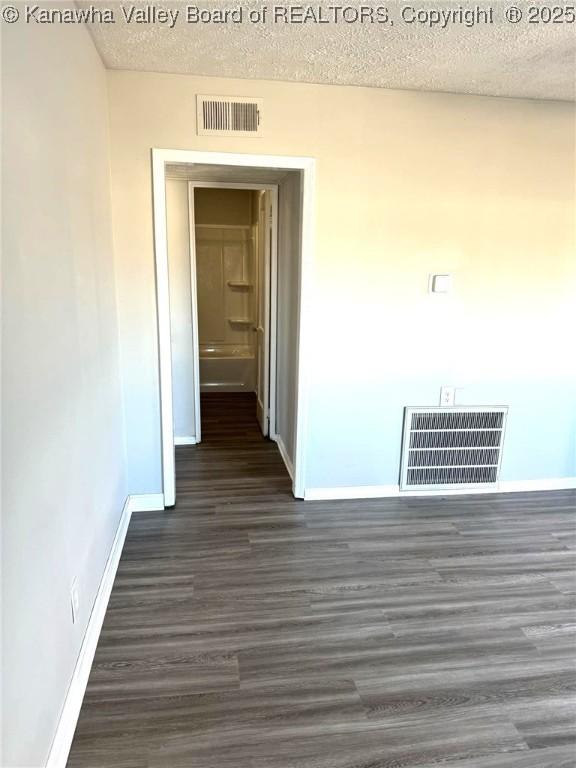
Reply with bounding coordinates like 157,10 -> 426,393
429,274 -> 452,293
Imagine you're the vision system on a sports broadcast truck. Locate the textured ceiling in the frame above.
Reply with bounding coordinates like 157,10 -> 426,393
85,1 -> 575,101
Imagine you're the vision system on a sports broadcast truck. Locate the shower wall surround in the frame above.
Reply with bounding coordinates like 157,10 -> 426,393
196,223 -> 258,391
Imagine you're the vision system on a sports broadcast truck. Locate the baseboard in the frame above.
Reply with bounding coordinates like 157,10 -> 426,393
127,493 -> 165,512
200,383 -> 250,392
304,485 -> 399,500
46,497 -> 132,768
275,436 -> 294,480
498,478 -> 576,493
174,436 -> 198,446
304,478 -> 576,501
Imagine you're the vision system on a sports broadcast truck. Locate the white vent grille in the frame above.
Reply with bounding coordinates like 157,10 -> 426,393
197,96 -> 263,137
400,407 -> 507,492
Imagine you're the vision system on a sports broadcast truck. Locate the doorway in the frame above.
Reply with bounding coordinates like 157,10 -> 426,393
167,180 -> 277,445
152,150 -> 315,505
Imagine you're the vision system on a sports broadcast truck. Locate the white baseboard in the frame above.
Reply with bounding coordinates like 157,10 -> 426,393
174,436 -> 198,446
275,436 -> 294,480
200,383 -> 250,392
304,478 -> 576,501
498,478 -> 576,493
127,493 -> 165,512
304,485 -> 399,501
46,497 -> 132,768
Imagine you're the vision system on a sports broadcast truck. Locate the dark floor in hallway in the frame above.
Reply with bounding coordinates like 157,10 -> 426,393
68,394 -> 576,767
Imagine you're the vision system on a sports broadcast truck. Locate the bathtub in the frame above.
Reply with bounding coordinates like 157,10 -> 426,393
199,344 -> 256,392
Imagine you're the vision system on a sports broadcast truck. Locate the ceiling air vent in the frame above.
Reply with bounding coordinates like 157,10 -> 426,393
197,95 -> 263,137
400,407 -> 507,492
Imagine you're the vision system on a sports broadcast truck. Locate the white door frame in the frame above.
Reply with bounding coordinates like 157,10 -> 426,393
186,182 -> 202,444
187,180 -> 278,443
152,149 -> 315,505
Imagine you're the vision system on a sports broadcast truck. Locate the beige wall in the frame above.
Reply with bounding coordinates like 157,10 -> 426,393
1,17 -> 126,768
195,187 -> 253,226
107,70 -> 576,492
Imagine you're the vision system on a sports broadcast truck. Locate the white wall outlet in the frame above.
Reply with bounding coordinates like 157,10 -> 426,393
440,386 -> 456,407
70,579 -> 80,624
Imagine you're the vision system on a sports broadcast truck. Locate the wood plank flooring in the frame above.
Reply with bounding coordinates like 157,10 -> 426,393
68,393 -> 576,767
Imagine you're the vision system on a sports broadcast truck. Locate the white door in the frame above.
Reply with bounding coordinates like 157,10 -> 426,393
256,191 -> 271,435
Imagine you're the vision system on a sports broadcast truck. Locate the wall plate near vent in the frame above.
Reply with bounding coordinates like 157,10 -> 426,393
197,95 -> 263,137
400,406 -> 508,492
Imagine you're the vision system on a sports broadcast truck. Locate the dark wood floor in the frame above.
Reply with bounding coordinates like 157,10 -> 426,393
68,393 -> 576,767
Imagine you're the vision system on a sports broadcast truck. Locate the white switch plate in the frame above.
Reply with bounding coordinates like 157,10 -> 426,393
429,274 -> 452,293
70,579 -> 80,624
440,386 -> 456,407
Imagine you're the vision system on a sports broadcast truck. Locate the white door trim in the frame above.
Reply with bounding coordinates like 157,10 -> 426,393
152,150 -> 315,504
187,183 -> 202,444
293,158 -> 316,499
152,151 -> 176,507
269,187 -> 279,440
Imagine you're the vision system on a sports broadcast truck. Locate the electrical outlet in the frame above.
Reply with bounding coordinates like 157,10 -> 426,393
440,386 -> 456,407
70,579 -> 80,624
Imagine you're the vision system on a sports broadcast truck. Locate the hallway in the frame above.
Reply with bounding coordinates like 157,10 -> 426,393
68,395 -> 576,767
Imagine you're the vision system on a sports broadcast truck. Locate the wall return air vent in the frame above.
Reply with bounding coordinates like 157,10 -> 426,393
400,406 -> 508,492
197,95 -> 263,137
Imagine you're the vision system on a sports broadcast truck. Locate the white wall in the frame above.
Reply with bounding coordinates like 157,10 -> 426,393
1,17 -> 126,768
107,70 -> 576,495
276,172 -> 303,463
167,179 -> 196,441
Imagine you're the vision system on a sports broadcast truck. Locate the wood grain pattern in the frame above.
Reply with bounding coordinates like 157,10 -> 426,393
68,393 -> 576,767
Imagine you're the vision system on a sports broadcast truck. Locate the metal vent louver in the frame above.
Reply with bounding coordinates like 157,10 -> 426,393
197,96 -> 263,137
400,407 -> 507,491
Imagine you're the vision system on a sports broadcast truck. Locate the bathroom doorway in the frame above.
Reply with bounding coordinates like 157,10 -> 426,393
167,180 -> 277,445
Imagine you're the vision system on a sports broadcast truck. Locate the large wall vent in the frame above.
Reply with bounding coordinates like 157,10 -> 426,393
400,407 -> 507,492
197,96 -> 263,137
